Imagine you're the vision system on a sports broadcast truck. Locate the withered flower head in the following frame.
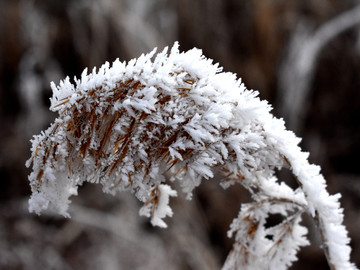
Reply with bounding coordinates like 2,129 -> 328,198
26,43 -> 356,269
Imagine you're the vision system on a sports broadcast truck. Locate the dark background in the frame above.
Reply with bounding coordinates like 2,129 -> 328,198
0,0 -> 359,269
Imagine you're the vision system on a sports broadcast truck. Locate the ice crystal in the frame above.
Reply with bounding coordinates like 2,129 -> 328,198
26,42 -> 357,269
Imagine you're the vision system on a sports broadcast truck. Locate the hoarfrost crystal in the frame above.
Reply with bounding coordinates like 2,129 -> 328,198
26,42 -> 357,270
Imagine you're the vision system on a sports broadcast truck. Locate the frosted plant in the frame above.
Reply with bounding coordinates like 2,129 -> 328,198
26,42 -> 357,270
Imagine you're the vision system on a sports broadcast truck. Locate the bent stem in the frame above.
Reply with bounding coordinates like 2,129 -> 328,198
316,215 -> 337,270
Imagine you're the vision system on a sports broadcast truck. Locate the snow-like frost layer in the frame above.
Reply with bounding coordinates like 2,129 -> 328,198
26,42 -> 357,270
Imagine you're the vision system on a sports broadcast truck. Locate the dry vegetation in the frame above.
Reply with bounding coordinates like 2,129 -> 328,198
1,0 -> 360,269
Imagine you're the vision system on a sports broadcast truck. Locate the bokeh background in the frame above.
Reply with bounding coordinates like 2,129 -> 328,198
1,0 -> 360,269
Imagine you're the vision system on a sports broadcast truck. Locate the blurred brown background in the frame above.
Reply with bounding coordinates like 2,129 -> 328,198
1,0 -> 360,269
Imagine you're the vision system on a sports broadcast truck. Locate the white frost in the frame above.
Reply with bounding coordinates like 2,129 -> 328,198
26,42 -> 357,270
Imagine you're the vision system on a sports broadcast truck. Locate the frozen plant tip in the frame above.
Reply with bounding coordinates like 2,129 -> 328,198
26,42 -> 357,270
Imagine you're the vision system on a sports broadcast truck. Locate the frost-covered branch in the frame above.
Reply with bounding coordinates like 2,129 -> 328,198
26,43 -> 357,269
